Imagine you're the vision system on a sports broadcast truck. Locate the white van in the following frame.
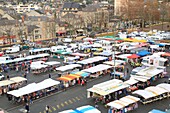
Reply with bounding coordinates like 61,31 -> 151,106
50,46 -> 67,53
6,46 -> 20,53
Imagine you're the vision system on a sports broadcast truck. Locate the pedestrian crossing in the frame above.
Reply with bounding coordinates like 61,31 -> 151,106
39,94 -> 86,113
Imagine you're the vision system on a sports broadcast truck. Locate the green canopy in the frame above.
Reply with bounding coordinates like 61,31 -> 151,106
103,35 -> 114,38
54,50 -> 66,54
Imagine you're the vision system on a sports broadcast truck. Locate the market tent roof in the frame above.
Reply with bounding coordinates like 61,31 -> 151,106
157,83 -> 170,92
136,66 -> 163,77
161,52 -> 170,57
44,61 -> 60,66
133,90 -> 156,99
7,83 -> 37,97
137,50 -> 150,57
68,74 -> 81,78
10,77 -> 27,83
145,86 -> 168,96
82,64 -> 112,73
119,95 -> 140,104
107,95 -> 140,109
0,80 -> 15,87
57,76 -> 73,82
77,56 -> 107,65
35,78 -> 60,91
7,79 -> 60,97
71,53 -> 89,57
76,105 -> 101,113
87,79 -> 129,96
107,100 -> 126,109
71,71 -> 90,78
55,64 -> 82,72
103,60 -> 125,66
99,51 -> 112,56
58,109 -> 78,113
149,109 -> 166,113
123,79 -> 139,85
116,54 -> 132,59
127,54 -> 140,59
29,48 -> 50,53
130,76 -> 150,82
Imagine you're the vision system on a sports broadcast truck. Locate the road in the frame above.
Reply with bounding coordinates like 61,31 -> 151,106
0,57 -> 169,113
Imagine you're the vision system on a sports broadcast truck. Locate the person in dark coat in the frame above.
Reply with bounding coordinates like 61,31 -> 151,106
25,103 -> 29,113
49,74 -> 51,78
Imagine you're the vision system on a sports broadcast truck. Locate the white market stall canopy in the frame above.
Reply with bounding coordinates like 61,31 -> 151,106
145,86 -> 168,96
133,90 -> 156,99
0,53 -> 50,65
44,61 -> 60,66
10,77 -> 27,83
55,64 -> 82,72
107,95 -> 140,109
103,60 -> 125,66
0,76 -> 27,87
87,79 -> 129,96
157,83 -> 170,92
136,66 -> 163,77
77,56 -> 107,65
132,83 -> 170,100
29,48 -> 50,53
71,53 -> 89,57
82,64 -> 112,73
7,78 -> 60,97
130,76 -> 151,82
116,54 -> 132,60
124,79 -> 139,85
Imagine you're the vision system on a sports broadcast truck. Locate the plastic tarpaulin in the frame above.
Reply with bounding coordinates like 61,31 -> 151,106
149,109 -> 165,113
137,50 -> 150,57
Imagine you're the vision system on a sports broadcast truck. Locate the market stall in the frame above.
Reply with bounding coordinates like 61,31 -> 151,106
29,48 -> 50,55
70,71 -> 90,78
7,78 -> 60,103
77,56 -> 108,69
133,84 -> 170,104
116,54 -> 132,62
82,64 -> 112,78
107,95 -> 140,113
57,74 -> 81,87
87,79 -> 129,104
0,77 -> 27,95
55,64 -> 82,76
64,56 -> 80,64
123,79 -> 139,92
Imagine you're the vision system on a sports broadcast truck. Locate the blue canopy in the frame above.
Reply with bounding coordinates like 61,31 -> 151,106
149,109 -> 165,113
99,51 -> 112,56
76,106 -> 95,113
158,43 -> 165,47
137,50 -> 150,57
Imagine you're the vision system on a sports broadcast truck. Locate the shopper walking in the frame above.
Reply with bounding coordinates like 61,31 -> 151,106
45,105 -> 50,113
